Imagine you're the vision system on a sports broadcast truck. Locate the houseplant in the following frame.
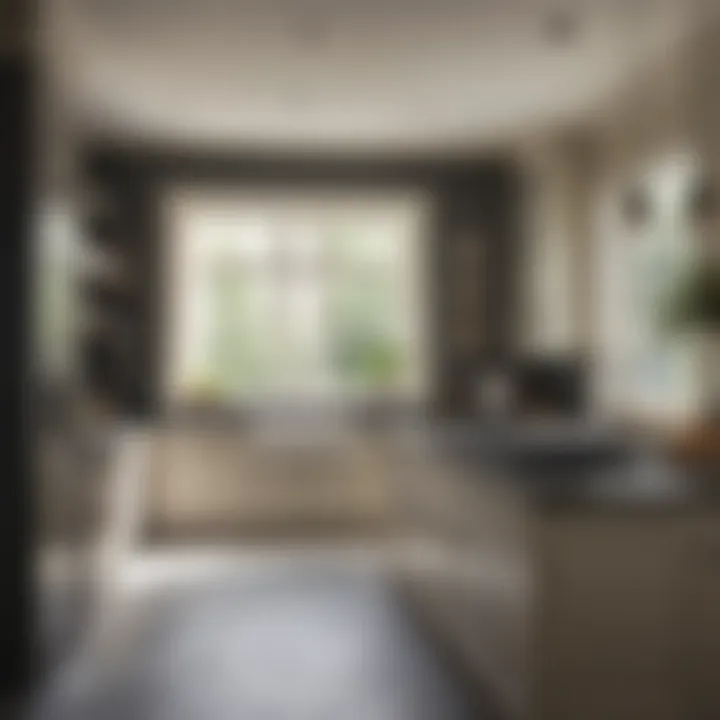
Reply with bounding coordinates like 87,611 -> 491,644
664,260 -> 720,337
663,258 -> 720,465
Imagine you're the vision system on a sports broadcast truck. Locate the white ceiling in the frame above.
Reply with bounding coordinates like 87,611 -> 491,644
47,0 -> 698,153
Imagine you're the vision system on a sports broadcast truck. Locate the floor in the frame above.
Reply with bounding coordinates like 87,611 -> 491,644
31,549 -> 493,720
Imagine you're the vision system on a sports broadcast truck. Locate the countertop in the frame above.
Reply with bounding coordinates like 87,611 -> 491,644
400,419 -> 720,514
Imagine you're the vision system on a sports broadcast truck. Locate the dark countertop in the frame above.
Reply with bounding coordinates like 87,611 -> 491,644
402,420 -> 720,514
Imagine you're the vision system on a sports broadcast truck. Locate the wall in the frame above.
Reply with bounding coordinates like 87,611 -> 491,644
0,0 -> 36,697
519,134 -> 598,357
80,148 -> 523,419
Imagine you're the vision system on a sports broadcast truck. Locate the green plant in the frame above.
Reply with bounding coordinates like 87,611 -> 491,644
661,258 -> 720,424
661,260 -> 720,333
333,330 -> 404,388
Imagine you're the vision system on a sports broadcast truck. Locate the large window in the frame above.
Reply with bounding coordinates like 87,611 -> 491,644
163,190 -> 429,406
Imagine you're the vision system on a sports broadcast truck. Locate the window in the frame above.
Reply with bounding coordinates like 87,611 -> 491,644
163,190 -> 429,406
596,151 -> 701,422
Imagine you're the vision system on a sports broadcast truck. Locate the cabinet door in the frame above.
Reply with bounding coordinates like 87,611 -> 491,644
686,517 -> 720,720
538,517 -> 689,720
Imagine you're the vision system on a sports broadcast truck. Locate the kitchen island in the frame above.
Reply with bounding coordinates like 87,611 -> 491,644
394,422 -> 720,720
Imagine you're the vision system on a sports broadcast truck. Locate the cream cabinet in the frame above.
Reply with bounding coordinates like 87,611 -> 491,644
396,446 -> 720,720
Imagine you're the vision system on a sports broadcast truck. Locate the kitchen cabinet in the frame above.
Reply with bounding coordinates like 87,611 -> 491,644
395,431 -> 720,720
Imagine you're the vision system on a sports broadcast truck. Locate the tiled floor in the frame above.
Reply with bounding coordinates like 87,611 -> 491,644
31,550 -> 491,720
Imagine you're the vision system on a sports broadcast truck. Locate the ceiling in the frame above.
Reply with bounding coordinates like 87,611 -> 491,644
46,0 -> 699,154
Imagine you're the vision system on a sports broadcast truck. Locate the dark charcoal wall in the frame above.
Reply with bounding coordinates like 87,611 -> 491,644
0,10 -> 36,698
81,147 -> 522,419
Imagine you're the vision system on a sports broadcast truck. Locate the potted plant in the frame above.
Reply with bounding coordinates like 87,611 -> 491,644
663,258 -> 720,465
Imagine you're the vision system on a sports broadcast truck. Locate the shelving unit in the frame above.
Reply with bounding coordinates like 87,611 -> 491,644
79,160 -> 137,412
